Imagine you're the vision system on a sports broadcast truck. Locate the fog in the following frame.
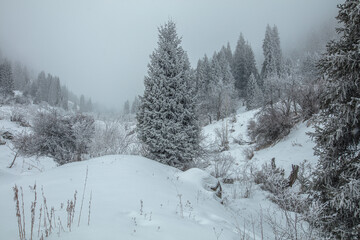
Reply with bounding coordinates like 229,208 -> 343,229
0,0 -> 340,109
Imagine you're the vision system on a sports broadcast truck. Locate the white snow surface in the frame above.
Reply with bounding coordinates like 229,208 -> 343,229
0,104 -> 319,239
0,155 -> 238,240
202,106 -> 317,175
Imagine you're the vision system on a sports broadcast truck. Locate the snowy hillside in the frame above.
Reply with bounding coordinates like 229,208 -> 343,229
202,107 -> 317,174
0,104 -> 319,239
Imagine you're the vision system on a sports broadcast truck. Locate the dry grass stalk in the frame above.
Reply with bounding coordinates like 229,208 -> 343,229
78,166 -> 89,227
88,191 -> 92,226
38,204 -> 42,237
57,216 -> 65,237
20,187 -> 26,239
140,200 -> 143,215
12,181 -> 92,239
72,190 -> 77,224
50,207 -> 56,228
13,185 -> 25,240
8,151 -> 19,168
66,200 -> 74,231
30,183 -> 37,240
41,186 -> 52,236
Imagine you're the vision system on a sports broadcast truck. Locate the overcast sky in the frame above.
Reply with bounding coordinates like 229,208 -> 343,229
0,0 -> 340,110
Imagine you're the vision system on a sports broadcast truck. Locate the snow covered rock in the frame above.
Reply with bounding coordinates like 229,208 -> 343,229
2,131 -> 14,140
179,168 -> 223,200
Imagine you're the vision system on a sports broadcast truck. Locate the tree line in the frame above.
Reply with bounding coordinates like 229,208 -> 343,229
0,57 -> 93,112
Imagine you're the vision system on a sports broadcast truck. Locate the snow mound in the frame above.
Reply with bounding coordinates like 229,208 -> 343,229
0,155 -> 239,240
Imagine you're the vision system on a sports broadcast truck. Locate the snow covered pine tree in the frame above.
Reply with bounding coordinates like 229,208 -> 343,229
0,59 -> 14,97
312,1 -> 360,238
137,21 -> 200,170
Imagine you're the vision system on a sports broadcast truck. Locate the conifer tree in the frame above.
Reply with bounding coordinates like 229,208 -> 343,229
195,54 -> 212,94
232,34 -> 247,95
195,55 -> 213,123
123,100 -> 130,115
0,59 -> 14,96
137,21 -> 200,169
79,94 -> 85,112
232,34 -> 258,97
312,1 -> 360,238
87,98 -> 93,112
246,73 -> 263,110
131,96 -> 140,114
214,50 -> 237,118
49,77 -> 61,106
261,25 -> 274,80
271,25 -> 282,76
223,42 -> 233,66
34,71 -> 47,103
261,24 -> 282,79
13,62 -> 24,91
61,85 -> 69,110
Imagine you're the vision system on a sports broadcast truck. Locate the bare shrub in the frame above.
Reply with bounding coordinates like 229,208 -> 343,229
264,205 -> 319,240
243,147 -> 254,161
296,84 -> 321,120
248,104 -> 296,149
254,158 -> 287,195
90,120 -> 136,157
254,159 -> 312,217
236,159 -> 256,198
11,110 -> 30,127
210,153 -> 235,179
14,94 -> 31,105
214,122 -> 229,152
13,111 -> 95,165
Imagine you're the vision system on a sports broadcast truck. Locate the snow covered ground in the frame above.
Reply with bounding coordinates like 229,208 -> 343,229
0,155 -> 242,240
0,104 -> 319,239
202,106 -> 317,175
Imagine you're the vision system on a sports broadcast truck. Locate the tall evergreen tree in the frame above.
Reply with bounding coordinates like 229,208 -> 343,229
0,59 -> 14,96
222,42 -> 233,66
123,100 -> 130,115
215,50 -> 237,118
131,96 -> 140,114
137,21 -> 200,169
86,98 -> 93,112
34,71 -> 47,103
232,34 -> 247,95
13,62 -> 24,91
311,1 -> 360,238
271,25 -> 282,76
60,85 -> 69,110
246,73 -> 263,110
261,24 -> 282,79
49,77 -> 61,106
195,55 -> 213,123
79,94 -> 85,112
232,34 -> 258,97
195,54 -> 212,94
261,25 -> 273,79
